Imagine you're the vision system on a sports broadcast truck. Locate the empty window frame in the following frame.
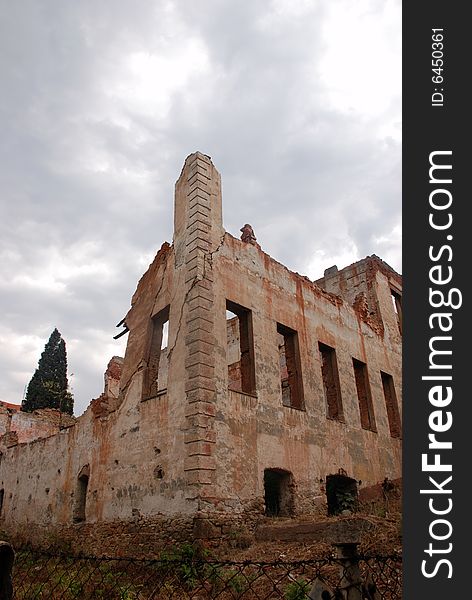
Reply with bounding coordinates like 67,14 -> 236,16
0,489 -> 4,517
142,306 -> 170,399
318,342 -> 344,421
277,323 -> 304,410
226,300 -> 256,394
353,359 -> 376,432
381,372 -> 401,438
391,289 -> 402,334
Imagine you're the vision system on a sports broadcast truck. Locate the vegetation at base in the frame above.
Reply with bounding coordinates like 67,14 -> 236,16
11,542 -> 402,599
158,542 -> 210,589
284,578 -> 311,600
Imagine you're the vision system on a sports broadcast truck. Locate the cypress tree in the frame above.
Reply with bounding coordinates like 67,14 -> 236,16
21,328 -> 74,415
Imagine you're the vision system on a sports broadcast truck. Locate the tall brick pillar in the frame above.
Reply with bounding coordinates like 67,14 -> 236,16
173,152 -> 223,496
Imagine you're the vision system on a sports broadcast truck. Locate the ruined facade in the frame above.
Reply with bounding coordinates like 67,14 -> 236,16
0,153 -> 401,550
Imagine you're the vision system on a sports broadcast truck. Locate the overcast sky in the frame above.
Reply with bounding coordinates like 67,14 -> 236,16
0,0 -> 401,415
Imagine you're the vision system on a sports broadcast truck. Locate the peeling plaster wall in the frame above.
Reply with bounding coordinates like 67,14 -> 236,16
0,387 -> 193,530
0,153 -> 402,546
209,235 -> 401,516
0,407 -> 75,449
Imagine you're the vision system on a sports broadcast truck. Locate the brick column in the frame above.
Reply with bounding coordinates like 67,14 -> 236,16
174,153 -> 223,493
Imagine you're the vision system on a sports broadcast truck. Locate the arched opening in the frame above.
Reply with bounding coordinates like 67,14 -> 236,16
73,465 -> 90,523
326,471 -> 358,515
264,469 -> 295,517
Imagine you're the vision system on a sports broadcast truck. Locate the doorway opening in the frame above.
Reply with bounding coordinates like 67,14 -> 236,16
326,472 -> 358,515
263,468 -> 295,517
73,465 -> 90,523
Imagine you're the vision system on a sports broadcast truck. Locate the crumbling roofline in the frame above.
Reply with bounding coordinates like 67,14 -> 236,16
317,254 -> 402,285
224,231 -> 344,308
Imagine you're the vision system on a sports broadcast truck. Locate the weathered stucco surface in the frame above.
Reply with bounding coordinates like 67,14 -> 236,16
0,153 -> 402,550
0,405 -> 75,449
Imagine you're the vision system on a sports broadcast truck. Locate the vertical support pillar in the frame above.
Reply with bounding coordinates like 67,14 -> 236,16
173,153 -> 224,495
333,542 -> 363,600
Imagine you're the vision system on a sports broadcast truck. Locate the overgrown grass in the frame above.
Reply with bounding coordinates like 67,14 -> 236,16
11,542 -> 402,599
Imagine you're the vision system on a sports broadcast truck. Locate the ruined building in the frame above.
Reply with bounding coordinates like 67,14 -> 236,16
0,153 -> 401,550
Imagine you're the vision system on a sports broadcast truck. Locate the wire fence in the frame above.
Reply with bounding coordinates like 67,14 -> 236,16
10,544 -> 402,599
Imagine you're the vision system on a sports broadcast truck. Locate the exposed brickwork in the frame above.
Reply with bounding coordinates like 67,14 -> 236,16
381,372 -> 401,438
319,343 -> 344,421
226,302 -> 256,395
277,324 -> 304,410
0,401 -> 20,412
90,357 -> 124,418
353,359 -> 376,432
316,256 -> 402,340
0,407 -> 75,450
177,154 -> 221,493
142,306 -> 169,399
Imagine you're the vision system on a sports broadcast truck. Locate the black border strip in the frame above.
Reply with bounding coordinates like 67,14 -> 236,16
404,3 -> 468,597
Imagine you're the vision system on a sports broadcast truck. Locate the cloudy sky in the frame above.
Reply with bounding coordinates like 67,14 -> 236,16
0,0 -> 401,415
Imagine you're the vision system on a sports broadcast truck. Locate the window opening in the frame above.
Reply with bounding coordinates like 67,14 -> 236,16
143,306 -> 170,398
391,289 -> 402,334
277,323 -> 304,410
353,359 -> 376,432
226,300 -> 256,394
319,342 -> 344,421
381,372 -> 401,438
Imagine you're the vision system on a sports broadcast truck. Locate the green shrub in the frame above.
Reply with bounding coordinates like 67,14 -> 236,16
284,577 -> 310,600
158,542 -> 210,589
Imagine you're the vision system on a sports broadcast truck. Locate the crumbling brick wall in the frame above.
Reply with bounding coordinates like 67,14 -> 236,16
0,406 -> 75,451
